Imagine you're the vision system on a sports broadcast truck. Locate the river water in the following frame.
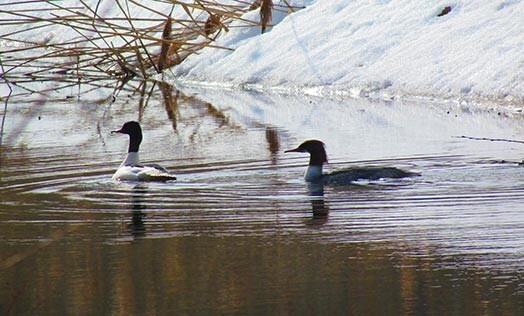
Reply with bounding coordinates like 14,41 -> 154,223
1,80 -> 524,315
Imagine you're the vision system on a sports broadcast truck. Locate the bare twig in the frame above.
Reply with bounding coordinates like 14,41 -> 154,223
456,135 -> 524,145
0,57 -> 12,150
0,0 -> 296,84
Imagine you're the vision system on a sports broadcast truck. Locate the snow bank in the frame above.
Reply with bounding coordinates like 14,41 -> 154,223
2,0 -> 523,105
169,0 -> 524,104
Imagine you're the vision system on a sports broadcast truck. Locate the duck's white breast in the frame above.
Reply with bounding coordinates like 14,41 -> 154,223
112,165 -> 145,181
304,165 -> 323,183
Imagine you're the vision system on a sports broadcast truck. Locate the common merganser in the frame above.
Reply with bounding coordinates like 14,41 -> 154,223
285,140 -> 417,184
112,121 -> 177,182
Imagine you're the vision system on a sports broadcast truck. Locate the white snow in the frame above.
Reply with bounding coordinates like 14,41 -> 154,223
1,0 -> 523,105
168,0 -> 524,105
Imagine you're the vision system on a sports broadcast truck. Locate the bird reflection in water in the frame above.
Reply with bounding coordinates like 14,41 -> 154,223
306,182 -> 329,224
129,184 -> 148,238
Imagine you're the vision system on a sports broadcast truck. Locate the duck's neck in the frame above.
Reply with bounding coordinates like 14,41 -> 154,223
304,165 -> 323,182
120,152 -> 140,167
121,135 -> 142,167
129,135 -> 141,153
309,153 -> 327,166
305,149 -> 327,182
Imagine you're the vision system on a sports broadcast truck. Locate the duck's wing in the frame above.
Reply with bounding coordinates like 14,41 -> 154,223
144,163 -> 170,173
113,165 -> 177,182
137,165 -> 177,181
325,167 -> 418,184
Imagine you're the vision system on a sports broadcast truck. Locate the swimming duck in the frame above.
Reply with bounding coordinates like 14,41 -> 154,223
285,140 -> 417,184
112,121 -> 177,181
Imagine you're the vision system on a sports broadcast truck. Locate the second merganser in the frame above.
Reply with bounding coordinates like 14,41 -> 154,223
285,140 -> 418,184
112,121 -> 177,182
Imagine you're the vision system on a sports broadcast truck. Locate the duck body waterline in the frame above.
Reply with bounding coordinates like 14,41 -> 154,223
286,140 -> 418,185
112,121 -> 177,182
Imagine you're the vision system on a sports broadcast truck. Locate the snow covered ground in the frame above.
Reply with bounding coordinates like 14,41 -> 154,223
168,0 -> 524,106
1,0 -> 523,106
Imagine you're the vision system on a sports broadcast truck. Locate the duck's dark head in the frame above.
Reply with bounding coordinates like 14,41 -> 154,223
112,121 -> 143,153
285,139 -> 328,166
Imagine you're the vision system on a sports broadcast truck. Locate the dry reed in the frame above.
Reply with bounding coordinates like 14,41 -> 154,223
157,17 -> 173,72
0,0 -> 305,91
260,0 -> 273,34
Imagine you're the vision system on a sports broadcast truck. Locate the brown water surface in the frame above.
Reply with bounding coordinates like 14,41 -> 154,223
1,80 -> 524,315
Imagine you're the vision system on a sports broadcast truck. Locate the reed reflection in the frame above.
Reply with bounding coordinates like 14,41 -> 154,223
154,81 -> 243,138
159,81 -> 180,130
265,126 -> 280,164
